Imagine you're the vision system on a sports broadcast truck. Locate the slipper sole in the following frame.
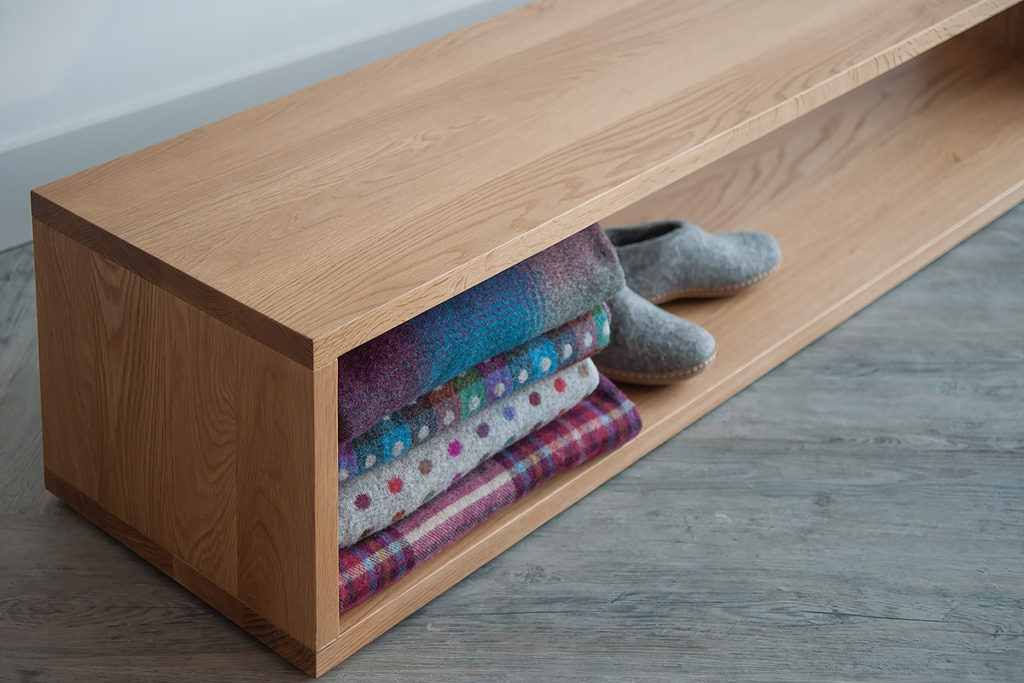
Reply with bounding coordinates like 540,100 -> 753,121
596,349 -> 717,386
646,260 -> 781,305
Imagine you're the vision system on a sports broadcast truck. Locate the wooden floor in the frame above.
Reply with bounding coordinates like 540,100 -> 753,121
1,204 -> 1022,681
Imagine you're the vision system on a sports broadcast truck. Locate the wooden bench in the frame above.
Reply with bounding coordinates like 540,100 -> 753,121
31,0 -> 1024,675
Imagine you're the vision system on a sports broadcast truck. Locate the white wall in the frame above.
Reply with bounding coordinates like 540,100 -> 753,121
0,0 -> 529,251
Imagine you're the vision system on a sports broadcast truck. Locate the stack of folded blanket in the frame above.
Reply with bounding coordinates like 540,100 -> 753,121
335,224 -> 643,611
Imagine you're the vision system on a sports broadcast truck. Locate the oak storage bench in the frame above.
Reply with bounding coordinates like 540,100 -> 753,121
31,1 -> 1024,676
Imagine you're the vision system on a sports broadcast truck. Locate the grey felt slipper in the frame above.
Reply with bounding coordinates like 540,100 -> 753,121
594,286 -> 717,385
605,219 -> 781,304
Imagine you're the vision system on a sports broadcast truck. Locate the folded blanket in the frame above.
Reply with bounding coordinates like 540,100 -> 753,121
338,375 -> 642,612
338,359 -> 600,547
338,304 -> 611,482
337,224 -> 622,441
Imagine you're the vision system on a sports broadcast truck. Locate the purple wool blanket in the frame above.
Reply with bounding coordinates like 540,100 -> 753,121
337,224 -> 623,441
338,303 -> 611,482
338,375 -> 642,612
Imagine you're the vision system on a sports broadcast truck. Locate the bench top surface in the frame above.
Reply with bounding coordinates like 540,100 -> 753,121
33,0 -> 1012,367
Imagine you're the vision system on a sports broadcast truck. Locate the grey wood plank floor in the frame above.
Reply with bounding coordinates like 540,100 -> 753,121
1,204 -> 1022,682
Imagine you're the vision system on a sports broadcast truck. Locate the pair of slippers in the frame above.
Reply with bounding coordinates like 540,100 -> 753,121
595,220 -> 782,385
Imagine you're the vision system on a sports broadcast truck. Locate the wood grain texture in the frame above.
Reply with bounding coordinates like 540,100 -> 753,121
32,0 -> 1017,368
3,204 -> 1021,680
234,355 -> 338,652
29,195 -> 314,367
308,33 -> 1024,672
31,225 -> 338,652
967,2 -> 1024,49
42,468 -> 318,673
313,363 -> 341,645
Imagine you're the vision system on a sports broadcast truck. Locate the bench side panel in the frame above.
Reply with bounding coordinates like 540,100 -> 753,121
33,221 -> 339,653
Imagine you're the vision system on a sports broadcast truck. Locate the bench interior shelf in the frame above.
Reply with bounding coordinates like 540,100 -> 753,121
30,0 -> 1024,676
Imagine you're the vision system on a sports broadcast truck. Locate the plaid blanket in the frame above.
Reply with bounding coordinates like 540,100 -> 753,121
338,375 -> 642,612
338,303 -> 610,482
337,224 -> 623,441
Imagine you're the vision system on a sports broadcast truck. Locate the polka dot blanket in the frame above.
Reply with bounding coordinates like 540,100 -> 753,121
337,358 -> 600,547
337,303 -> 610,483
